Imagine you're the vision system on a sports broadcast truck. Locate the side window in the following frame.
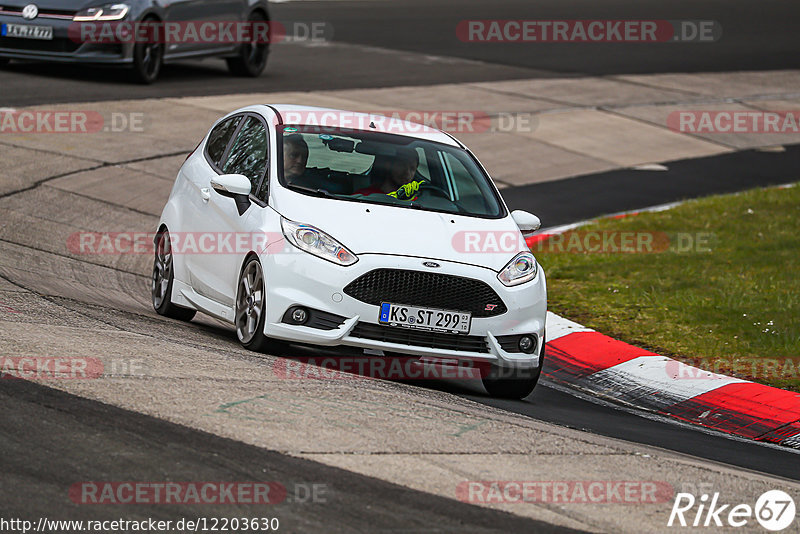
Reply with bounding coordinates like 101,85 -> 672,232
221,116 -> 269,201
206,116 -> 242,167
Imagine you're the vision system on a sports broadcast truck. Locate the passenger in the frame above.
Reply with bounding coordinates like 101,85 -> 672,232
283,134 -> 309,182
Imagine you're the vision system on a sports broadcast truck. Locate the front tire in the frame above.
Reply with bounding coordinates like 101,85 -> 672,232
131,18 -> 163,84
226,11 -> 269,77
235,257 -> 281,352
482,345 -> 545,399
152,230 -> 196,321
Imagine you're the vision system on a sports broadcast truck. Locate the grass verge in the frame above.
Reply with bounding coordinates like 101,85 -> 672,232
536,183 -> 800,391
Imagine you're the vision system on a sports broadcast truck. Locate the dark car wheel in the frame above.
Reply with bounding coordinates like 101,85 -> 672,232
481,344 -> 545,399
0,58 -> 10,67
152,230 -> 197,321
131,18 -> 164,84
227,11 -> 269,77
235,256 -> 285,353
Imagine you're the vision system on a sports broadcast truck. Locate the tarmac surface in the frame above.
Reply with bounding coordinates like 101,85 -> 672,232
1,378 -> 577,533
1,3 -> 799,530
1,0 -> 799,106
1,87 -> 798,531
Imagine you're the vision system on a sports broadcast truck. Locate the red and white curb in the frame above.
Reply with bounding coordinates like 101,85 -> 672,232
525,200 -> 684,248
544,312 -> 800,449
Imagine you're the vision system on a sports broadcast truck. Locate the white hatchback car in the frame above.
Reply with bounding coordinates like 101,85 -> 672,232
153,105 -> 547,398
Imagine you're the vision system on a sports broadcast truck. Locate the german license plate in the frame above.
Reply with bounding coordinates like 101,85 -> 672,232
379,302 -> 471,334
1,23 -> 54,40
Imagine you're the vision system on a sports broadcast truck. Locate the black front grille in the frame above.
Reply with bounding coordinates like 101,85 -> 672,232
344,269 -> 507,318
0,37 -> 81,53
350,322 -> 489,353
0,7 -> 77,16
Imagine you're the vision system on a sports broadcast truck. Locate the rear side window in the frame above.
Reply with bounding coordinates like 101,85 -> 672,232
206,116 -> 242,166
222,116 -> 269,199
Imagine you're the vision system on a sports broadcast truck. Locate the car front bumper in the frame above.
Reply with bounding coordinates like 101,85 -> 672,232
261,248 -> 547,370
0,15 -> 133,63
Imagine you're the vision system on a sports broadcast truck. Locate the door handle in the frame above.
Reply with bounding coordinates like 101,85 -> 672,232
200,188 -> 211,202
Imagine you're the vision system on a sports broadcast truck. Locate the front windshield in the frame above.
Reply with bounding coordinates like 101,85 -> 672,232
278,125 -> 505,218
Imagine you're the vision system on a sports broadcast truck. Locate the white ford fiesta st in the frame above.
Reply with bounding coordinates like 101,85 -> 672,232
153,105 -> 547,398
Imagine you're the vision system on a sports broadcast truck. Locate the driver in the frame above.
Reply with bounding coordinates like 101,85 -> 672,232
356,147 -> 426,200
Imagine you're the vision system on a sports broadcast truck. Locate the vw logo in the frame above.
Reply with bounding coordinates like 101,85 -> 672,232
22,4 -> 38,20
422,261 -> 440,268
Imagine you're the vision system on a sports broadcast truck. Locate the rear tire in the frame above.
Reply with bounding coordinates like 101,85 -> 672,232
482,345 -> 545,399
131,18 -> 163,84
152,230 -> 196,321
0,58 -> 10,67
226,11 -> 269,77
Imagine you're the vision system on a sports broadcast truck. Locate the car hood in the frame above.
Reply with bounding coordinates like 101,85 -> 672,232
272,193 -> 528,272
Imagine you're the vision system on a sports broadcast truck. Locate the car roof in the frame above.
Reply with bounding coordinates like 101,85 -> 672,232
267,104 -> 462,147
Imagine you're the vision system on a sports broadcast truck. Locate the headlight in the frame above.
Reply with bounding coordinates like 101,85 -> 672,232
498,251 -> 537,286
281,218 -> 358,266
74,4 -> 129,21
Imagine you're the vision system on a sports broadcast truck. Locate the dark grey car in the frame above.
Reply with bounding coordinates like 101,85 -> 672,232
0,0 -> 270,83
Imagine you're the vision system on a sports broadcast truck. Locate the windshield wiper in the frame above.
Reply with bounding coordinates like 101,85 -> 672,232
285,183 -> 376,205
284,184 -> 337,198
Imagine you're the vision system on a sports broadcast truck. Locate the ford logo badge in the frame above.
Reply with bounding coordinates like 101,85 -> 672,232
422,261 -> 440,268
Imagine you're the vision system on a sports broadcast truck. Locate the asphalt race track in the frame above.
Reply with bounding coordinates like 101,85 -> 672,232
2,0 -> 800,106
504,145 -> 800,228
0,379 -> 571,533
2,0 -> 800,531
276,0 -> 800,75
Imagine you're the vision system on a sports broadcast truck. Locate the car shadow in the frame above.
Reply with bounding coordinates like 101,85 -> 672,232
2,58 -> 232,85
270,342 -> 501,398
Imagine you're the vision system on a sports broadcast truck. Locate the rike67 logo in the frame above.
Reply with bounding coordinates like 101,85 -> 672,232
668,490 -> 796,531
